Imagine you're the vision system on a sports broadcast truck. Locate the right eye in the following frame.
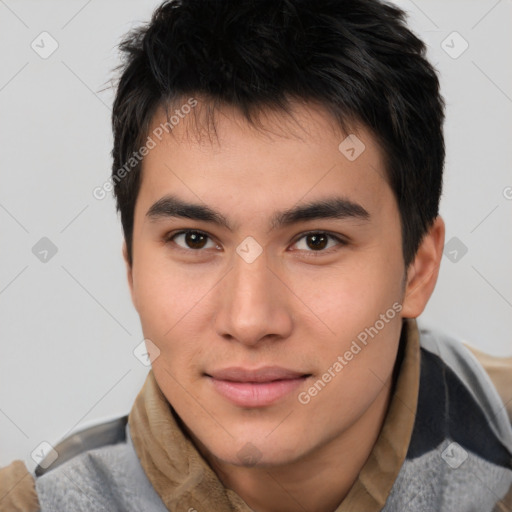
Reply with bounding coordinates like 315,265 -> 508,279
164,229 -> 221,252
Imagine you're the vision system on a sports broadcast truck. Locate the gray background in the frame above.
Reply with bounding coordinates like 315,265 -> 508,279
1,0 -> 511,470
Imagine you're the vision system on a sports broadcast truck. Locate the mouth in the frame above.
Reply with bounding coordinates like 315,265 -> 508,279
205,366 -> 312,407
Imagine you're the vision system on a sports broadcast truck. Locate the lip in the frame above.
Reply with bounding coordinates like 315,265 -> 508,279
206,366 -> 311,407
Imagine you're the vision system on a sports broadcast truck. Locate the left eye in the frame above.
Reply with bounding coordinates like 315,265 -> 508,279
291,232 -> 345,253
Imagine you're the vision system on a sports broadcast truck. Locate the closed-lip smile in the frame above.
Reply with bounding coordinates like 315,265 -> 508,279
206,366 -> 312,407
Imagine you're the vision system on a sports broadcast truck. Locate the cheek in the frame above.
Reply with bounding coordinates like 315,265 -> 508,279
133,250 -> 203,325
298,313 -> 401,429
288,249 -> 404,379
131,256 -> 217,372
288,254 -> 401,328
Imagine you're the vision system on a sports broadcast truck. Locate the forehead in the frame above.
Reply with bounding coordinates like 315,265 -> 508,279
136,99 -> 396,228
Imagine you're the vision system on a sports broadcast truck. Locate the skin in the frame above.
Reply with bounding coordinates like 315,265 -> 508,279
123,99 -> 445,512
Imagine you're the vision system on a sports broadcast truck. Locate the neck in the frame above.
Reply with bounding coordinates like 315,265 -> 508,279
192,375 -> 393,512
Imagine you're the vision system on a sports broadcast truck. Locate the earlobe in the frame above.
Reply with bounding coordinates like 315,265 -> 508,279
401,216 -> 445,318
122,241 -> 137,311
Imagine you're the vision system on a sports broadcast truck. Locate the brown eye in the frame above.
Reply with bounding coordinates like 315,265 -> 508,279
167,230 -> 218,251
184,231 -> 208,249
292,231 -> 346,255
305,233 -> 329,250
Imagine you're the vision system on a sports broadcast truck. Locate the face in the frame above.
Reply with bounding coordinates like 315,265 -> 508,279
125,100 -> 410,468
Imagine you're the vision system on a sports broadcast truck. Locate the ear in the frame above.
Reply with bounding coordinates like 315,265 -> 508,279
401,216 -> 445,318
122,240 -> 137,311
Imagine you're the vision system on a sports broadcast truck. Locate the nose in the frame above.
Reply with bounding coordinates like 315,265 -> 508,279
213,246 -> 293,347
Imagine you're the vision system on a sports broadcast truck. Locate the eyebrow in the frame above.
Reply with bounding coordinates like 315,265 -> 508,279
146,194 -> 370,231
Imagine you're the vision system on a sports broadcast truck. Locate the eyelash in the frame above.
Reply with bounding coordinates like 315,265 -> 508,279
163,229 -> 347,257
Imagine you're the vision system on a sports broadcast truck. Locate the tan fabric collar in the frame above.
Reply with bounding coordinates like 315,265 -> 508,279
128,318 -> 421,512
0,460 -> 40,512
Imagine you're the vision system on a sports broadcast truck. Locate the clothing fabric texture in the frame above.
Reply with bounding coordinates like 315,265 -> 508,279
1,318 -> 511,511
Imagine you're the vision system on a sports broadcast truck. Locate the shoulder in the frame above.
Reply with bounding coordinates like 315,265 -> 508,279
1,415 -> 167,512
35,416 -> 130,511
35,415 -> 167,512
385,323 -> 512,511
34,415 -> 128,477
416,323 -> 512,449
464,343 -> 512,423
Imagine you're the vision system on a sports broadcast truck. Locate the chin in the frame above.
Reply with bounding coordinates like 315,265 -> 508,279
212,442 -> 301,468
198,425 -> 308,469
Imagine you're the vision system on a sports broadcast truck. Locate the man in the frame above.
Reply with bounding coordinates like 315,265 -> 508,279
1,0 -> 511,510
